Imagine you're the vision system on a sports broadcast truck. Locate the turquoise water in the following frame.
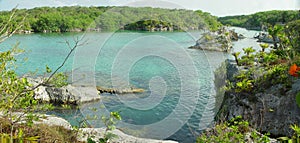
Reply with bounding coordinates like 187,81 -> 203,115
1,29 -> 260,142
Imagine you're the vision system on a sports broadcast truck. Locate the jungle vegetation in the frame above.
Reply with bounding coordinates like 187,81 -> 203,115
0,6 -> 221,33
218,10 -> 299,30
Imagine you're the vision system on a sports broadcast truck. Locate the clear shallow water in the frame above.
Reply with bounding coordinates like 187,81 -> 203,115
1,28 -> 260,142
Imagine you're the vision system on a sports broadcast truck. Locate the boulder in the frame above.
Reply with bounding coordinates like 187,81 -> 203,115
27,77 -> 100,104
45,85 -> 78,104
45,85 -> 100,104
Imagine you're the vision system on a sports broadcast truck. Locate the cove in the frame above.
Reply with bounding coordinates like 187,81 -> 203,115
1,28 -> 261,143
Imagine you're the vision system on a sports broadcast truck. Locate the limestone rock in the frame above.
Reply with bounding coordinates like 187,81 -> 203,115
78,128 -> 178,143
45,85 -> 100,104
37,115 -> 72,130
189,27 -> 238,52
34,86 -> 50,102
46,85 -> 78,104
35,115 -> 178,143
27,77 -> 100,104
218,62 -> 300,137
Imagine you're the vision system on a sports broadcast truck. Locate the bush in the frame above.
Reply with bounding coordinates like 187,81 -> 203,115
197,116 -> 270,143
0,117 -> 83,143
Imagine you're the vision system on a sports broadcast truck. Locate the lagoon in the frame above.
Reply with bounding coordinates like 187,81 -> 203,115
1,28 -> 260,142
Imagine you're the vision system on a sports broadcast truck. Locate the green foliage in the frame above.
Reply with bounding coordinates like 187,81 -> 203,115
232,52 -> 241,65
45,65 -> 52,73
0,10 -> 81,143
259,43 -> 269,52
296,93 -> 300,108
195,10 -> 222,31
277,124 -> 300,142
0,6 -> 221,33
291,124 -> 300,137
203,33 -> 213,41
262,52 -> 279,66
219,10 -> 299,30
0,43 -> 41,125
228,57 -> 290,93
0,117 -> 82,143
102,111 -> 122,132
286,20 -> 300,52
47,72 -> 68,88
197,116 -> 270,143
243,47 -> 256,56
87,112 -> 122,143
235,79 -> 254,92
226,22 -> 300,94
239,47 -> 256,66
261,64 -> 289,85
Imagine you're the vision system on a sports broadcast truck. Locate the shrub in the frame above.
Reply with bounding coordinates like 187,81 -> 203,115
197,116 -> 270,143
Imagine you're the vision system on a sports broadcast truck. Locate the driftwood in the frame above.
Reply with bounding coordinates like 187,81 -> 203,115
96,86 -> 144,94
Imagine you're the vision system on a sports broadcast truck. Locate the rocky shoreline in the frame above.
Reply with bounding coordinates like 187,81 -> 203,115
216,60 -> 300,138
24,77 -> 177,142
37,114 -> 178,143
29,77 -> 146,105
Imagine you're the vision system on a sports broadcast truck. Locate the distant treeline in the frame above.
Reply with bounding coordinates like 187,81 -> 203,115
0,6 -> 221,33
218,10 -> 300,30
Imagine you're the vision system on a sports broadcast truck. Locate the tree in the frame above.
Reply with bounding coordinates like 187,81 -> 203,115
0,8 -> 83,142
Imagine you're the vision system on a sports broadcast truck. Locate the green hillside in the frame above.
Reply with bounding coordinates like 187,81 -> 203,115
0,6 -> 221,33
218,10 -> 299,30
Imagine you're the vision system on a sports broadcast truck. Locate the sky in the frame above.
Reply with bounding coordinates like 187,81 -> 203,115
0,0 -> 299,16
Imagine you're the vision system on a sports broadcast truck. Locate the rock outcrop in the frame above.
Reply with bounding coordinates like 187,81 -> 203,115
96,86 -> 145,94
189,27 -> 245,52
79,128 -> 178,143
28,78 -> 100,105
254,32 -> 279,43
38,115 -> 178,143
221,86 -> 300,137
217,61 -> 300,137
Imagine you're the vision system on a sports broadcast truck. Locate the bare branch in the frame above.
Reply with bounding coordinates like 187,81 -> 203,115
31,36 -> 86,91
0,7 -> 26,44
45,40 -> 79,83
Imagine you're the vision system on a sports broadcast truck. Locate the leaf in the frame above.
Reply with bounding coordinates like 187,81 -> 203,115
296,93 -> 300,108
236,82 -> 243,87
25,136 -> 39,141
98,138 -> 107,143
18,128 -> 23,138
46,65 -> 52,73
111,111 -> 122,120
87,138 -> 96,143
277,136 -> 290,141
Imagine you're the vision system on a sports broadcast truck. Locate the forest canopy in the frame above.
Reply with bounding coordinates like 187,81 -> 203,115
218,10 -> 299,30
0,6 -> 221,33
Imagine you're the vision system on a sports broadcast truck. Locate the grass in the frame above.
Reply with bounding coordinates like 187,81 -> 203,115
0,117 -> 84,143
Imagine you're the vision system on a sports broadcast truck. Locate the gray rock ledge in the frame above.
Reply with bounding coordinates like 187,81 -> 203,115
39,115 -> 178,143
28,77 -> 100,104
